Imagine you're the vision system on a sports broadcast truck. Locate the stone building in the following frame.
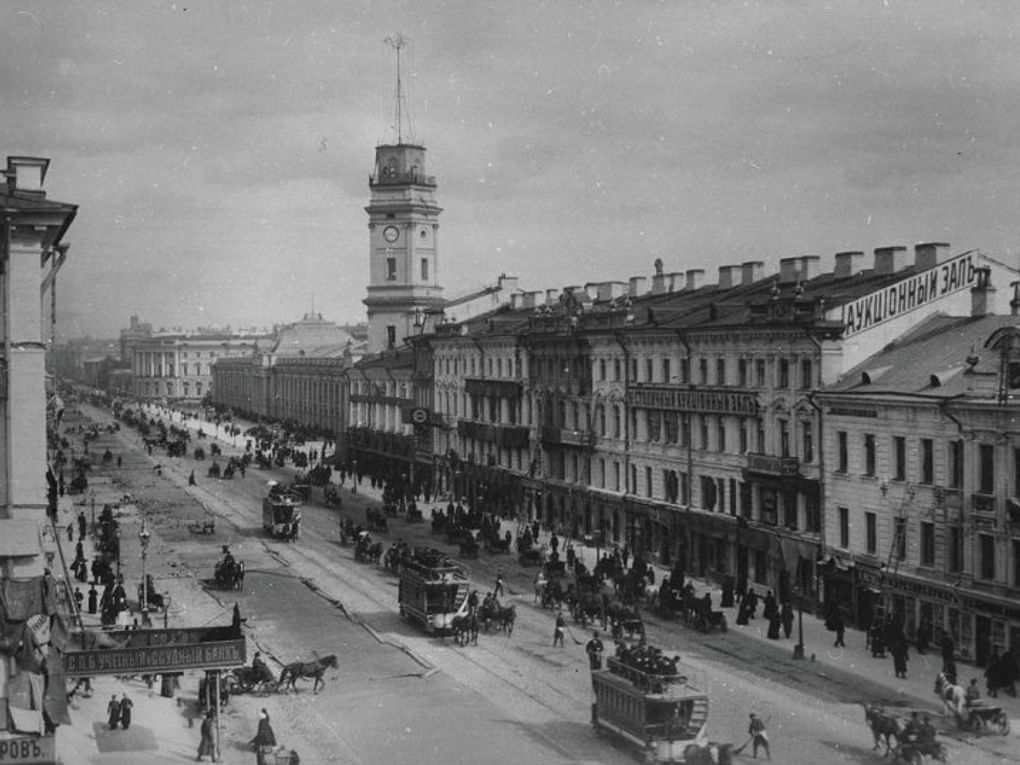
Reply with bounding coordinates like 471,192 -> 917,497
131,331 -> 265,402
817,278 -> 1020,663
1,155 -> 76,577
424,245 -> 1018,608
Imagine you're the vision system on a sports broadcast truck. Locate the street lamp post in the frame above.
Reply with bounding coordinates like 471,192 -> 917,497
162,593 -> 172,629
138,523 -> 151,624
793,589 -> 806,660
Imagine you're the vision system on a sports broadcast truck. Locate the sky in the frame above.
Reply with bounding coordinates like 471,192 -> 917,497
3,0 -> 1020,339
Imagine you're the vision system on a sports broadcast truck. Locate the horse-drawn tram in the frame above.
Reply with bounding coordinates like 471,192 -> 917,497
397,547 -> 470,633
592,642 -> 710,763
262,480 -> 302,539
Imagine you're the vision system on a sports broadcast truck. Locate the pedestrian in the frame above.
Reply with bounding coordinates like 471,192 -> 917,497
892,640 -> 909,679
74,587 -> 84,613
118,693 -> 133,729
586,630 -> 604,670
833,612 -> 846,648
189,470 -> 196,486
493,570 -> 504,598
550,533 -> 559,555
196,708 -> 216,761
566,543 -> 576,570
748,713 -> 770,759
251,708 -> 277,765
66,522 -> 74,542
780,603 -> 794,639
767,609 -> 781,640
107,694 -> 120,730
620,544 -> 629,569
533,571 -> 547,604
87,585 -> 98,615
78,511 -> 87,540
940,632 -> 956,681
915,619 -> 931,655
553,611 -> 566,647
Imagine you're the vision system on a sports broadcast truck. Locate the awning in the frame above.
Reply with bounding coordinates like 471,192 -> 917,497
817,553 -> 853,571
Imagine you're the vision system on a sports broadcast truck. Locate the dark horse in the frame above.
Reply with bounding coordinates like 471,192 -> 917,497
863,702 -> 901,756
277,654 -> 338,694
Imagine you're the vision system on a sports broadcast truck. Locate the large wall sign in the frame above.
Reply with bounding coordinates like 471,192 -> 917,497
630,385 -> 759,416
840,251 -> 976,338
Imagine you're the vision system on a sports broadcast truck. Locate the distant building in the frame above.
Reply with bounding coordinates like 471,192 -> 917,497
131,330 -> 269,402
211,313 -> 363,434
120,314 -> 152,363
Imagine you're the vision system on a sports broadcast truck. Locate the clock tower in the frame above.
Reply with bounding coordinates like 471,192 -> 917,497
364,34 -> 444,354
363,142 -> 444,353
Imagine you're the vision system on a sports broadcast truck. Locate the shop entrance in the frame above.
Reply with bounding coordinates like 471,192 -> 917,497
975,615 -> 992,667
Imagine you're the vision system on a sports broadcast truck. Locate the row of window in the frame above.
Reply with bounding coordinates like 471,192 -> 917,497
836,433 -> 1002,492
594,355 -> 814,389
836,507 -> 1020,586
384,257 -> 430,281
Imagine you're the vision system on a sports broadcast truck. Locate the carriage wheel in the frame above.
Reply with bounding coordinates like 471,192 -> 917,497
995,711 -> 1010,735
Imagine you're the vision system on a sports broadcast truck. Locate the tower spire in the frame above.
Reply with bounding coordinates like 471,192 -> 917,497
384,33 -> 412,144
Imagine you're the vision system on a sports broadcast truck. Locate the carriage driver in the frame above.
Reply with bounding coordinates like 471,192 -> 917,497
220,545 -> 235,571
965,678 -> 981,707
901,711 -> 923,743
251,652 -> 273,684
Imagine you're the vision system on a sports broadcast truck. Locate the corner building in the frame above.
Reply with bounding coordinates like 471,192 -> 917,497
817,277 -> 1020,665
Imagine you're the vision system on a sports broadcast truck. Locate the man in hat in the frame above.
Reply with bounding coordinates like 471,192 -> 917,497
585,630 -> 605,670
748,713 -> 770,759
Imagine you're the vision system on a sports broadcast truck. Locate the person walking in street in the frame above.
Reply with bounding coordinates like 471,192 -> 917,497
118,693 -> 133,729
251,708 -> 277,765
766,609 -> 781,640
107,694 -> 121,730
941,631 -> 957,682
77,511 -> 87,540
553,611 -> 566,647
780,603 -> 794,639
189,470 -> 196,486
586,630 -> 604,670
915,619 -> 931,655
833,612 -> 846,648
892,639 -> 909,679
748,713 -> 770,759
493,570 -> 504,599
196,709 -> 216,762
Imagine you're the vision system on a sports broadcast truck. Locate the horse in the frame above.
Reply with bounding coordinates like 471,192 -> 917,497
863,702 -> 902,755
497,604 -> 516,636
450,613 -> 479,646
277,654 -> 338,694
934,671 -> 965,718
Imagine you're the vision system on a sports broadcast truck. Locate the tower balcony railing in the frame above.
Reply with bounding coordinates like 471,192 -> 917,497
369,171 -> 436,188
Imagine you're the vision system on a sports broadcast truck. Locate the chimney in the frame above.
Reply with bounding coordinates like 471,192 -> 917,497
874,246 -> 908,275
5,156 -> 49,196
522,291 -> 539,309
667,272 -> 685,292
741,260 -> 764,284
717,265 -> 742,290
651,272 -> 667,295
778,257 -> 800,285
497,273 -> 519,293
914,242 -> 949,272
685,269 -> 705,291
798,255 -> 821,282
594,282 -> 626,301
834,251 -> 864,279
971,267 -> 995,317
545,288 -> 560,305
629,276 -> 647,297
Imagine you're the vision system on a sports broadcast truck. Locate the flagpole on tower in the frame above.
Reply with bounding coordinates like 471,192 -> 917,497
384,33 -> 409,144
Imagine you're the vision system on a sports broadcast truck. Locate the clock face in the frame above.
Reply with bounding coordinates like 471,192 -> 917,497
383,225 -> 400,243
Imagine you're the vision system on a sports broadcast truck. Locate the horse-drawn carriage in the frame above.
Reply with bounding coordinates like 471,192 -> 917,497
354,532 -> 383,564
934,671 -> 1010,736
323,484 -> 343,508
227,664 -> 276,696
366,507 -> 389,532
213,550 -> 244,590
863,703 -> 949,764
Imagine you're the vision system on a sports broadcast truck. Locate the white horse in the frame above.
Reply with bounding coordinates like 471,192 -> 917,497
935,671 -> 965,718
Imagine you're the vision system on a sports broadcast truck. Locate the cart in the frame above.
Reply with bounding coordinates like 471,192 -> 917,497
956,701 -> 1010,735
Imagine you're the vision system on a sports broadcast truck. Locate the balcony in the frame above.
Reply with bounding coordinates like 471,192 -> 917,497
744,453 -> 800,478
972,493 -> 996,515
540,427 -> 596,448
457,421 -> 530,449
